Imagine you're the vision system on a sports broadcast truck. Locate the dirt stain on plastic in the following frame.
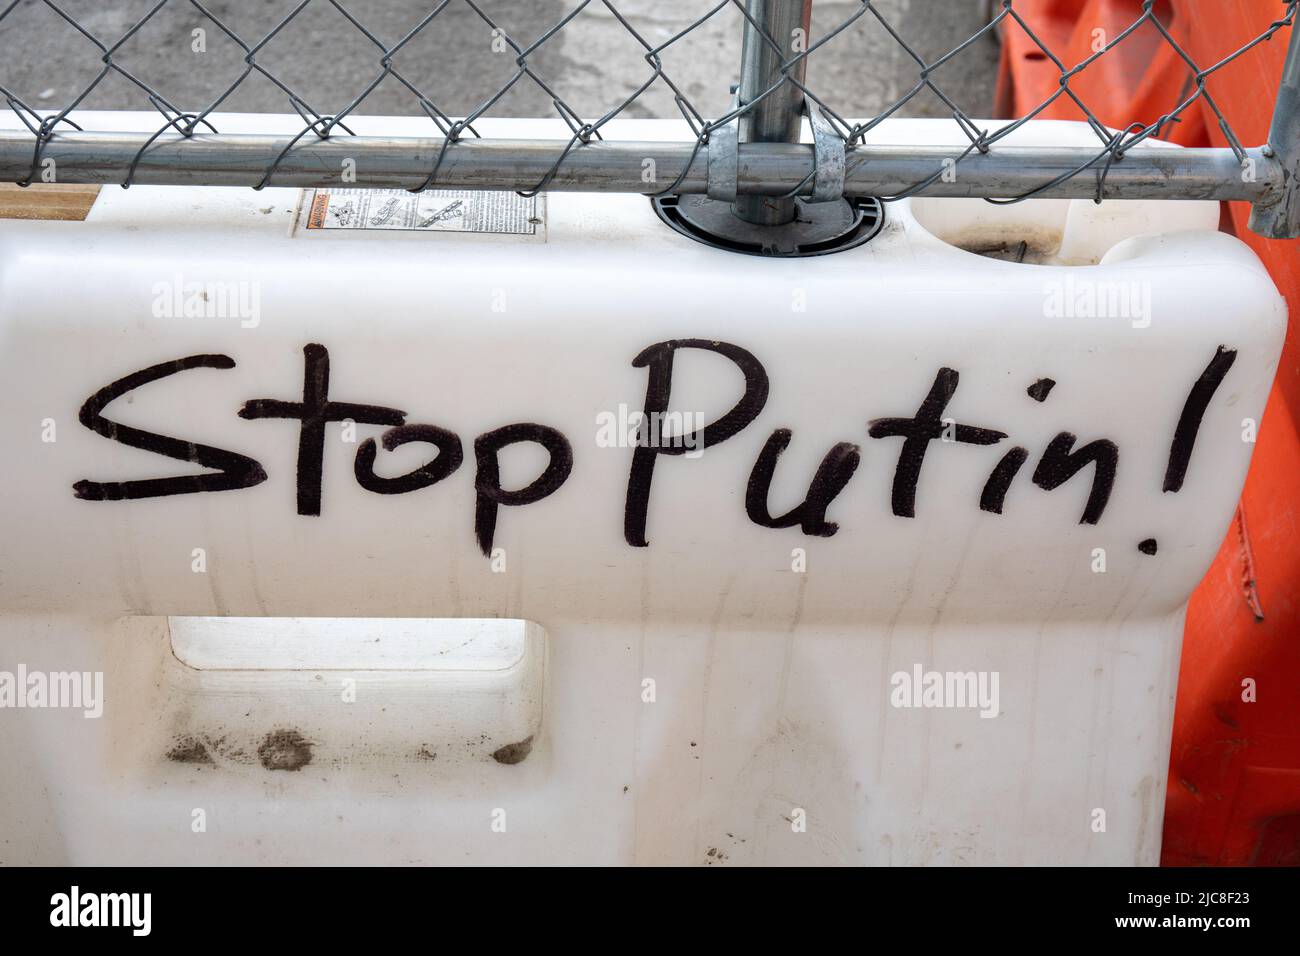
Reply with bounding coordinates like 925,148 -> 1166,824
257,729 -> 313,771
166,735 -> 215,766
491,736 -> 534,765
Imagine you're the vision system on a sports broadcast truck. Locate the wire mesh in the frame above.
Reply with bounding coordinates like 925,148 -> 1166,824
0,0 -> 1295,217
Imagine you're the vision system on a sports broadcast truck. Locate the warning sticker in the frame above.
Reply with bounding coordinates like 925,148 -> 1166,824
302,188 -> 543,236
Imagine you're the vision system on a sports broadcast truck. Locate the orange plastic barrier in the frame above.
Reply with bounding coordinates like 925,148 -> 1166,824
997,0 -> 1300,866
1163,0 -> 1300,869
995,0 -> 1205,145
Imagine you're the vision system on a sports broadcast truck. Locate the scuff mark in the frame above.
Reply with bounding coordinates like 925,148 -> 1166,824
257,729 -> 313,771
166,734 -> 215,766
1236,505 -> 1265,622
491,736 -> 534,765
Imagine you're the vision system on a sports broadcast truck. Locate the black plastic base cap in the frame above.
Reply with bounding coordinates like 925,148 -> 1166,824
652,194 -> 885,257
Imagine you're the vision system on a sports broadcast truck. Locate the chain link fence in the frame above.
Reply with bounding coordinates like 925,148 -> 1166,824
1,1 -> 1298,237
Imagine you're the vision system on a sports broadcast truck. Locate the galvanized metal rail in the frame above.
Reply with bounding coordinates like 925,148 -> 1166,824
0,130 -> 1281,204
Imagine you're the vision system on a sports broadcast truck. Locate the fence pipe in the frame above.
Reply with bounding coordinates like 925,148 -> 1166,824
1249,18 -> 1300,239
732,0 -> 814,225
0,130 -> 1283,203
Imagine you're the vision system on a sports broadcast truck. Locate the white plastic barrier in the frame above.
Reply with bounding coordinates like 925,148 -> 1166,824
0,114 -> 1285,865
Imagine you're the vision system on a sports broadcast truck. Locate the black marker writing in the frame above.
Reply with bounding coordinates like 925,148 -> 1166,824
980,446 -> 1029,515
1026,378 -> 1056,403
73,354 -> 267,501
746,429 -> 861,537
70,342 -> 1239,555
474,423 -> 573,557
239,343 -> 405,516
624,339 -> 769,547
1032,432 -> 1118,525
354,423 -> 463,495
868,368 -> 1007,518
1163,346 -> 1237,493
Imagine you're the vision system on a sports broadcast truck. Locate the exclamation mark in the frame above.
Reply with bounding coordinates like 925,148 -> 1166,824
1140,345 -> 1239,557
1163,346 -> 1238,493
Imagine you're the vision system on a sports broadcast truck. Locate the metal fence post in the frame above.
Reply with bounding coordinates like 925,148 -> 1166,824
1250,17 -> 1300,239
732,0 -> 814,226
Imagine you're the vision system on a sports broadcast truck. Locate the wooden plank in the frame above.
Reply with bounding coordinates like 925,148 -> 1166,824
0,182 -> 101,221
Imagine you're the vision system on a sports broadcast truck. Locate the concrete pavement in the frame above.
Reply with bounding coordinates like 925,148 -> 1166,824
0,1 -> 999,124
